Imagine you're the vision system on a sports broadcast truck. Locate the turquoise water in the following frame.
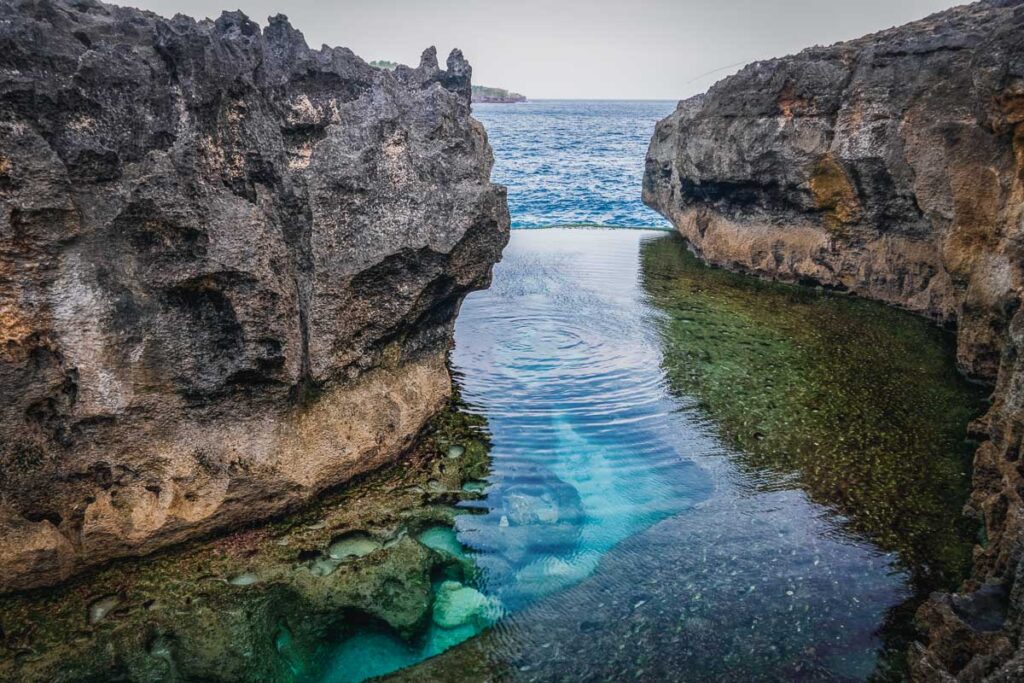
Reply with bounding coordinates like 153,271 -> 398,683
322,230 -> 715,681
473,100 -> 675,228
452,230 -> 715,610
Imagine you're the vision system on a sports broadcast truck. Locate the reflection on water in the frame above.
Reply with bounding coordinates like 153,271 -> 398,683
324,228 -> 714,681
381,227 -> 984,681
452,230 -> 716,611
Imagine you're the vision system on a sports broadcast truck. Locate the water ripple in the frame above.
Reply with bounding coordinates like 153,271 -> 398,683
452,229 -> 718,612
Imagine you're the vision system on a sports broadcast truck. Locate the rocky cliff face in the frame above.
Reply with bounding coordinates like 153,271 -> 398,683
0,0 -> 509,593
644,0 -> 1024,678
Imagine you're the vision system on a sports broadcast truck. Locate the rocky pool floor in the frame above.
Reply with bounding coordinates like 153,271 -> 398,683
0,228 -> 986,682
378,228 -> 984,682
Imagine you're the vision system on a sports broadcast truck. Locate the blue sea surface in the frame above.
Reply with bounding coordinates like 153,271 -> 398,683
473,100 -> 676,229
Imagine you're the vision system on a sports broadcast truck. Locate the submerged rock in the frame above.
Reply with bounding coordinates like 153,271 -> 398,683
417,526 -> 467,560
87,595 -> 120,625
431,581 -> 501,629
505,489 -> 561,524
462,480 -> 488,493
0,0 -> 510,593
474,477 -> 584,566
274,626 -> 304,675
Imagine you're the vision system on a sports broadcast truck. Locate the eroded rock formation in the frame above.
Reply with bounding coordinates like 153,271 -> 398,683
0,0 -> 509,593
643,0 -> 1024,678
0,396 -> 493,682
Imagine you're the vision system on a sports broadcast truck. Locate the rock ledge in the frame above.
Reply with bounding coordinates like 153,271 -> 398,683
644,0 -> 1024,678
0,0 -> 509,592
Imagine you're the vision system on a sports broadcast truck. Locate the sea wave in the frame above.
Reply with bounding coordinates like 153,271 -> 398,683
473,100 -> 677,230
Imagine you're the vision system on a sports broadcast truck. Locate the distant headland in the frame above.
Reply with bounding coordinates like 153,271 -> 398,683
370,60 -> 526,103
470,85 -> 527,103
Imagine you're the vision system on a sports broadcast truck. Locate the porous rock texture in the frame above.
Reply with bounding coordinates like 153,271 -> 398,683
644,0 -> 1024,678
0,0 -> 509,593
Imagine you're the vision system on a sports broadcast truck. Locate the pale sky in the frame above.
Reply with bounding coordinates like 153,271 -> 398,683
127,0 -> 960,100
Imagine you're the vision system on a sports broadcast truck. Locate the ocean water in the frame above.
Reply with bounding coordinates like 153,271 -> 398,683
320,103 -> 984,681
473,100 -> 675,228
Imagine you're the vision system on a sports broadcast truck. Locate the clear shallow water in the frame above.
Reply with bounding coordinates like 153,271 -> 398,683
323,229 -> 714,681
326,229 -> 983,682
452,230 -> 715,610
473,100 -> 675,228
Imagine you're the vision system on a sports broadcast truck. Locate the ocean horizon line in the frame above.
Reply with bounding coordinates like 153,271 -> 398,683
476,98 -> 679,103
510,223 -> 674,231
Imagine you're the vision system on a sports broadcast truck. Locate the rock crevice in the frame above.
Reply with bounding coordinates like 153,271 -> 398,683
643,0 -> 1024,678
0,0 -> 509,592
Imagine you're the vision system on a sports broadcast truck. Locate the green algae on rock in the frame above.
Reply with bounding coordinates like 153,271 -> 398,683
0,394 -> 492,683
642,2 -> 1024,674
640,233 -> 988,593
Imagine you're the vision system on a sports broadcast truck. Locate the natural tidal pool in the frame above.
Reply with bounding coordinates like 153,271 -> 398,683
372,228 -> 986,681
0,228 -> 985,683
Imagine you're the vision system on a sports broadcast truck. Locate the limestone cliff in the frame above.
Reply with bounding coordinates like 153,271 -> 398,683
0,0 -> 509,593
643,0 -> 1024,678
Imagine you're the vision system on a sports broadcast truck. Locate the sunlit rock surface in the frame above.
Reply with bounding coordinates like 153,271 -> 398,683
643,0 -> 1024,678
0,0 -> 509,592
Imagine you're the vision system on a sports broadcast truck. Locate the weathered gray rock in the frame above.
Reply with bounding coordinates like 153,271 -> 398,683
0,0 -> 509,592
644,1 -> 1024,679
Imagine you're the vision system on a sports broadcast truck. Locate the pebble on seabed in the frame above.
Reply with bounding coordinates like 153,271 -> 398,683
87,595 -> 120,624
228,572 -> 260,586
446,444 -> 466,459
